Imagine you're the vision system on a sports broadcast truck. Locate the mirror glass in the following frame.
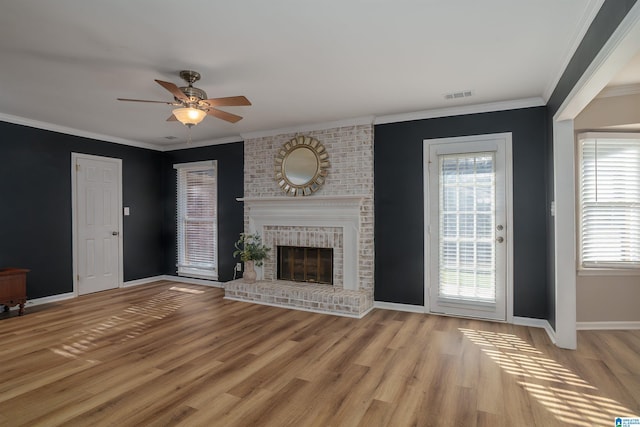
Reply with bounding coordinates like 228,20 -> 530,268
283,147 -> 318,185
275,135 -> 330,196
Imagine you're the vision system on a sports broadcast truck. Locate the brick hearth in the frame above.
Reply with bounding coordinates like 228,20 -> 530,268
224,279 -> 372,317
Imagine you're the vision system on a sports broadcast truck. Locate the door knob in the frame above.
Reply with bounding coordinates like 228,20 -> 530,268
496,236 -> 504,243
112,231 -> 119,236
496,225 -> 504,231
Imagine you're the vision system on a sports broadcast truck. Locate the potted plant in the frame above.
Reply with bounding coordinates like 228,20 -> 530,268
233,232 -> 271,283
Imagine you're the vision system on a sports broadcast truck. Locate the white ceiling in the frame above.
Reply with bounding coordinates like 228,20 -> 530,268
0,0 -> 604,150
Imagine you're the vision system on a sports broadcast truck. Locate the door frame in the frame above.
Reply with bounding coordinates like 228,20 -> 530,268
71,152 -> 124,296
423,133 -> 514,322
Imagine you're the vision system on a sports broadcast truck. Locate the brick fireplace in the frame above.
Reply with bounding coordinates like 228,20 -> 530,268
223,124 -> 374,317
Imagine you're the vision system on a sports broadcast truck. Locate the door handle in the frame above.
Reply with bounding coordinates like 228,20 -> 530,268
112,231 -> 119,236
496,236 -> 504,243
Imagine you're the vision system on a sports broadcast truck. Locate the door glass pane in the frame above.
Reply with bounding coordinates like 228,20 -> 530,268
438,152 -> 496,302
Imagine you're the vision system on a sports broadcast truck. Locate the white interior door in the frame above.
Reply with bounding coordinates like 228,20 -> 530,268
74,154 -> 122,295
426,135 -> 510,321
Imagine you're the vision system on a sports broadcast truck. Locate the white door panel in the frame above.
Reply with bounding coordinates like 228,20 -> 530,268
75,155 -> 121,295
425,135 -> 511,321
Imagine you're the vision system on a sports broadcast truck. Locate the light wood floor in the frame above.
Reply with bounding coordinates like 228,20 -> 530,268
0,281 -> 638,426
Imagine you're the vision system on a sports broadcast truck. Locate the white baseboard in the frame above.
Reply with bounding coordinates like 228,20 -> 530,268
161,275 -> 224,288
6,276 -> 222,312
577,321 -> 640,330
369,307 -> 559,345
373,301 -> 426,313
513,316 -> 557,344
122,275 -> 166,287
23,292 -> 76,308
373,304 -> 558,343
122,275 -> 224,289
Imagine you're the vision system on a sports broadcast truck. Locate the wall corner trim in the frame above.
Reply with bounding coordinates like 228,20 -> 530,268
512,316 -> 557,344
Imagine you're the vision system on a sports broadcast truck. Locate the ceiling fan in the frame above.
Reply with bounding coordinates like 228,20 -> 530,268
118,70 -> 251,127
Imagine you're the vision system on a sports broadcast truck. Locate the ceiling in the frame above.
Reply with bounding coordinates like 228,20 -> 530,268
0,0 -> 605,150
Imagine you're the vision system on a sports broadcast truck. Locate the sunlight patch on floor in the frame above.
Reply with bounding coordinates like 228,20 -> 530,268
48,286 -> 203,361
459,328 -> 638,426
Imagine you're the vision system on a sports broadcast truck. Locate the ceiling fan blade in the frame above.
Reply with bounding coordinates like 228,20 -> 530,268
166,114 -> 178,122
117,98 -> 174,104
204,96 -> 252,107
207,108 -> 243,123
155,79 -> 188,102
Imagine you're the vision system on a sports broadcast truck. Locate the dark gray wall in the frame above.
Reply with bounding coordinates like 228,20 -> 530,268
162,143 -> 244,282
0,121 -> 164,299
0,120 -> 244,299
544,0 -> 637,328
374,107 -> 549,319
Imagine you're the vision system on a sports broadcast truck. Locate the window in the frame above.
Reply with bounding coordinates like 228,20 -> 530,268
174,160 -> 218,280
578,133 -> 640,270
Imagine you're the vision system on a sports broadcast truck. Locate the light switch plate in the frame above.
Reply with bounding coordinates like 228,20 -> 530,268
124,207 -> 130,216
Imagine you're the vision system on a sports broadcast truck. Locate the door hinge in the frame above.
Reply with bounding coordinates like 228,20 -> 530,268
75,163 -> 80,172
77,274 -> 80,282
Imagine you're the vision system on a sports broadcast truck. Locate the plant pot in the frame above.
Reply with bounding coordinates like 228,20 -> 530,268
243,260 -> 257,283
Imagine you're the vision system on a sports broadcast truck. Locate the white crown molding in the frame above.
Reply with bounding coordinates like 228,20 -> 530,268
577,321 -> 640,330
240,116 -> 375,140
596,83 -> 640,98
0,112 -> 161,151
374,97 -> 545,125
3,97 -> 551,151
162,135 -> 243,152
543,0 -> 605,101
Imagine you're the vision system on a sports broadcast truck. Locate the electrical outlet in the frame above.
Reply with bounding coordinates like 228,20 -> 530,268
235,263 -> 242,272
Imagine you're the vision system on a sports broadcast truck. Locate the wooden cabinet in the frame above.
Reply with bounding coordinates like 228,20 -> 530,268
0,268 -> 28,316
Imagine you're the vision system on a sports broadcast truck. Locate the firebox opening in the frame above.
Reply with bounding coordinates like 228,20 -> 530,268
277,246 -> 333,285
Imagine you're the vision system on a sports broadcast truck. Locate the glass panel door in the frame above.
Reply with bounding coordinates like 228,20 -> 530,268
427,137 -> 507,321
439,152 -> 496,303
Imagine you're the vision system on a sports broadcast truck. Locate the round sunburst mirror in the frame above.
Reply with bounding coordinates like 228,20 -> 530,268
275,135 -> 330,196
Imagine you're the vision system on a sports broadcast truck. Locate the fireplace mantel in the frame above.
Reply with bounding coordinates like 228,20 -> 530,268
238,195 -> 367,208
238,195 -> 367,290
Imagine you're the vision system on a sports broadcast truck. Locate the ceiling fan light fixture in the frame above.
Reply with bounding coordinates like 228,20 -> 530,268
173,107 -> 206,127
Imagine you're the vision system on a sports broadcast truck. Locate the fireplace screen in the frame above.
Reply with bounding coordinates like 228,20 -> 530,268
277,246 -> 333,285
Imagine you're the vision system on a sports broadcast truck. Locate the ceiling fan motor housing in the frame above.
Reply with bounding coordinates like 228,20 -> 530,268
179,86 -> 207,103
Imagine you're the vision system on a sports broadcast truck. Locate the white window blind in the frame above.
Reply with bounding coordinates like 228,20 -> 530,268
174,160 -> 218,280
579,133 -> 640,269
438,152 -> 496,302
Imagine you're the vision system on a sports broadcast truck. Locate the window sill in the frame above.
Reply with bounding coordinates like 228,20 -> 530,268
578,268 -> 640,277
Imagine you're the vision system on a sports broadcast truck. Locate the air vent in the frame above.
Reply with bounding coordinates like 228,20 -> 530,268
445,90 -> 473,100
